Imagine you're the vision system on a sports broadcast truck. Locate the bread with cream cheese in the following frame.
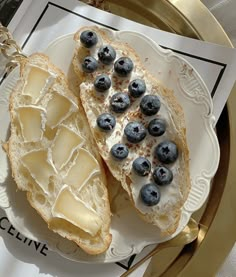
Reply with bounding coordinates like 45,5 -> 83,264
72,26 -> 191,235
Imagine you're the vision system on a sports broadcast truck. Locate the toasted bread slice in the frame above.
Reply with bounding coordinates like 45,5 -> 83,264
6,53 -> 112,254
72,26 -> 191,235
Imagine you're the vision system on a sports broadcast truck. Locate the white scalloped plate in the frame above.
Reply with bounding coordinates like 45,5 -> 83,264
0,28 -> 220,263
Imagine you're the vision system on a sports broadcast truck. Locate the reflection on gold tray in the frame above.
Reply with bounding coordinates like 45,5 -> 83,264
82,0 -> 236,276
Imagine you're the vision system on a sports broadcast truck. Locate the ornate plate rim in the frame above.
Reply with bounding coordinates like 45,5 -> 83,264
0,28 -> 220,263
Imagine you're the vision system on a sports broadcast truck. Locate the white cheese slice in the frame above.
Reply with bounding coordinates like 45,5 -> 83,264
52,186 -> 102,236
51,126 -> 83,170
46,92 -> 72,128
17,106 -> 45,142
64,148 -> 99,190
23,67 -> 50,102
21,150 -> 56,194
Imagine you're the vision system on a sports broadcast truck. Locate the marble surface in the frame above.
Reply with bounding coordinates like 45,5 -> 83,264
202,0 -> 236,46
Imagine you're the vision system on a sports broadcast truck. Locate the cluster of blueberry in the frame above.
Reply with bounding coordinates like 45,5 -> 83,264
80,30 -> 179,206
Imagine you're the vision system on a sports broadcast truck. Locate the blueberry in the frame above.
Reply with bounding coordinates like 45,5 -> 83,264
155,140 -> 178,164
94,74 -> 111,92
110,92 -> 130,113
80,30 -> 98,48
140,183 -> 160,206
98,45 -> 116,65
97,113 -> 116,131
114,57 -> 134,77
140,95 -> 161,116
153,165 -> 173,186
128,79 -> 146,98
81,56 -> 98,73
124,122 -> 147,143
111,143 -> 129,160
148,118 -> 166,137
132,157 -> 151,176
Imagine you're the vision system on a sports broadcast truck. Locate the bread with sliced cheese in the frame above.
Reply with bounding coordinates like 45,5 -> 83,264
6,53 -> 112,254
72,26 -> 191,235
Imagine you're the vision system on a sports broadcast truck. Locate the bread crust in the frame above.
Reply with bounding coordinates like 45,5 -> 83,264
73,26 -> 191,235
6,53 -> 112,254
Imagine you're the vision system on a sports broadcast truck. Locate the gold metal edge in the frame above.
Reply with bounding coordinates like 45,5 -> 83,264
168,0 -> 233,46
153,1 -> 236,276
103,0 -> 204,37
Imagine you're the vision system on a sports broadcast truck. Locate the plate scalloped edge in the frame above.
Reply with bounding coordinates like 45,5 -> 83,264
0,28 -> 220,263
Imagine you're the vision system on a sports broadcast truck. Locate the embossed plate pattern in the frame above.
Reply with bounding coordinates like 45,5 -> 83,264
0,29 -> 220,263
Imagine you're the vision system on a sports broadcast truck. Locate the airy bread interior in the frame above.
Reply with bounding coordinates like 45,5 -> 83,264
6,53 -> 112,254
72,26 -> 191,235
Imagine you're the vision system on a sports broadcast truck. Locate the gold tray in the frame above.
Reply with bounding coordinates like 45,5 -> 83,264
87,0 -> 236,276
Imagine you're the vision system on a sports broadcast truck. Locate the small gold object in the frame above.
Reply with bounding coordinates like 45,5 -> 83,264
121,218 -> 199,277
0,23 -> 26,76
